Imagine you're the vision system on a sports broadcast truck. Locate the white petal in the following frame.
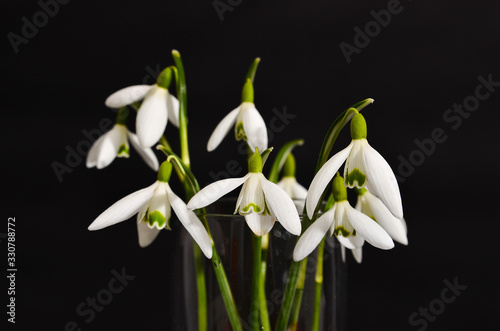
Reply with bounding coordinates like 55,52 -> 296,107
362,141 -> 404,219
344,202 -> 394,250
127,131 -> 159,171
293,208 -> 335,261
166,185 -> 213,259
259,174 -> 301,236
364,192 -> 408,245
94,126 -> 124,169
137,213 -> 161,248
291,181 -> 308,200
207,106 -> 240,152
166,93 -> 180,128
86,132 -> 107,168
105,85 -> 153,108
245,213 -> 274,236
306,142 -> 353,218
136,86 -> 168,148
236,174 -> 266,214
147,183 -> 171,229
88,182 -> 158,230
187,174 -> 250,210
337,233 -> 365,250
352,247 -> 363,263
241,103 -> 268,153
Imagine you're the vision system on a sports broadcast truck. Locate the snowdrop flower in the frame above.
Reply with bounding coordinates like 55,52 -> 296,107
277,176 -> 307,200
88,161 -> 212,258
355,187 -> 408,245
86,108 -> 159,171
188,149 -> 301,236
293,174 -> 393,262
105,67 -> 179,148
207,79 -> 267,153
277,153 -> 307,212
306,112 -> 403,220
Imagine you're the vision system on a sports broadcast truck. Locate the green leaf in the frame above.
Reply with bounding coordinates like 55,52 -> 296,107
267,139 -> 304,183
315,98 -> 374,172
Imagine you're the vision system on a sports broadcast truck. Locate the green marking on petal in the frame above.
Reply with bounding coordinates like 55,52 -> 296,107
241,203 -> 262,213
235,121 -> 246,141
346,168 -> 366,187
334,226 -> 352,237
117,145 -> 130,157
148,210 -> 167,229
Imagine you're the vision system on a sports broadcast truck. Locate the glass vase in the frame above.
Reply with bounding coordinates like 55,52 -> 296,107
171,199 -> 346,331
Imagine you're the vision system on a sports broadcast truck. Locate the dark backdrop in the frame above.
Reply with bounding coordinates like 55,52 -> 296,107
3,0 -> 499,330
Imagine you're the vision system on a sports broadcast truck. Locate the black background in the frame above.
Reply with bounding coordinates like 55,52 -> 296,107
3,0 -> 500,330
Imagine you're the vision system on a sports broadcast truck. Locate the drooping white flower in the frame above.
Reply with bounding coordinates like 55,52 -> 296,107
105,67 -> 179,149
277,176 -> 307,212
306,113 -> 403,220
86,123 -> 159,171
278,176 -> 307,198
187,150 -> 300,236
88,162 -> 212,258
207,79 -> 267,153
293,174 -> 393,262
355,188 -> 408,245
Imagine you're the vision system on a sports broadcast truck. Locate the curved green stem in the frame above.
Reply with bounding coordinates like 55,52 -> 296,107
245,57 -> 261,83
172,50 -> 190,168
211,247 -> 244,331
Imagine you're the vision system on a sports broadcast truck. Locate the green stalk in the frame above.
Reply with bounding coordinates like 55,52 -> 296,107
157,147 -> 244,331
245,57 -> 261,83
274,258 -> 302,331
250,234 -> 263,331
311,238 -> 325,331
194,242 -> 208,331
288,258 -> 307,331
211,248 -> 244,331
172,50 -> 190,168
259,234 -> 271,330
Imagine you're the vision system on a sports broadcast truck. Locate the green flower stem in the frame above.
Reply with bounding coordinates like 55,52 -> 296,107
157,146 -> 243,331
288,258 -> 307,331
311,238 -> 325,331
259,233 -> 271,331
250,234 -> 263,331
171,50 -> 190,168
245,57 -> 261,83
211,247 -> 244,331
194,241 -> 208,331
274,258 -> 303,331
